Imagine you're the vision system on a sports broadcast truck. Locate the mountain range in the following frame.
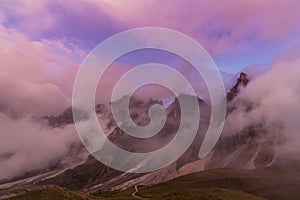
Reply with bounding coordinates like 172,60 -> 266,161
0,72 -> 299,200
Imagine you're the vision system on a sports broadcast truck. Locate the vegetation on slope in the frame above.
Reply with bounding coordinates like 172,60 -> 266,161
8,185 -> 93,200
104,166 -> 300,200
8,166 -> 300,200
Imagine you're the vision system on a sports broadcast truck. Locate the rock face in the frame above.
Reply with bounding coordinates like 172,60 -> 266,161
42,73 -> 281,193
41,94 -> 211,191
206,71 -> 280,169
227,72 -> 249,102
43,107 -> 74,127
43,104 -> 107,127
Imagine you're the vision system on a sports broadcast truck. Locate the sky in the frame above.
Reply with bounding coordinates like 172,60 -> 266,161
0,0 -> 300,115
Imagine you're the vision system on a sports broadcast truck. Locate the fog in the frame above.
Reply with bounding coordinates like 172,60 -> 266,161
0,114 -> 86,181
225,49 -> 300,160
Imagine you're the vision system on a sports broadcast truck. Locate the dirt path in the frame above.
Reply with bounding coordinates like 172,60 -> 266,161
132,185 -> 149,199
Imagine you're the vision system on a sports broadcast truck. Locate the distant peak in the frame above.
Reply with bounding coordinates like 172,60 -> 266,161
238,72 -> 249,86
227,72 -> 249,102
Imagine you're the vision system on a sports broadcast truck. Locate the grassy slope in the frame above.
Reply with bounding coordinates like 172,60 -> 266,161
42,158 -> 123,191
7,185 -> 94,200
103,187 -> 265,200
105,167 -> 300,200
8,166 -> 300,200
8,186 -> 263,200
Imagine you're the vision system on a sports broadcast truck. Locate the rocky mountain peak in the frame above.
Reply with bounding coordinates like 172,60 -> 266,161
227,72 -> 249,102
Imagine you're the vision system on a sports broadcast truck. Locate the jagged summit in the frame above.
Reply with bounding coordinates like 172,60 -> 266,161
227,72 -> 249,102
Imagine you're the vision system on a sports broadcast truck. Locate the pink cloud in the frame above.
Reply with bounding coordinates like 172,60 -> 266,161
1,0 -> 299,113
0,23 -> 84,116
91,0 -> 300,55
1,0 -> 299,59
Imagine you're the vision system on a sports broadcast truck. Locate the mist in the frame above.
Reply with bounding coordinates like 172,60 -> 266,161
0,113 -> 87,182
224,51 -> 300,161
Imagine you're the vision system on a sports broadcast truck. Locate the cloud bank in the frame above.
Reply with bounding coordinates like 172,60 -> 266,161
0,23 -> 84,116
225,45 -> 300,160
0,114 -> 85,181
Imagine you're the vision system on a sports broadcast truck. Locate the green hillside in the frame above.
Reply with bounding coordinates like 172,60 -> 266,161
7,185 -> 94,200
8,166 -> 300,200
8,185 -> 264,200
103,166 -> 300,200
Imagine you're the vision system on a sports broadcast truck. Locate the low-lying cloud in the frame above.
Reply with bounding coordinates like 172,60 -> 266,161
0,114 -> 85,181
225,46 -> 300,160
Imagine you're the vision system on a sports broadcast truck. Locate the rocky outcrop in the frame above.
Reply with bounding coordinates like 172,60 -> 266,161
227,72 -> 249,102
